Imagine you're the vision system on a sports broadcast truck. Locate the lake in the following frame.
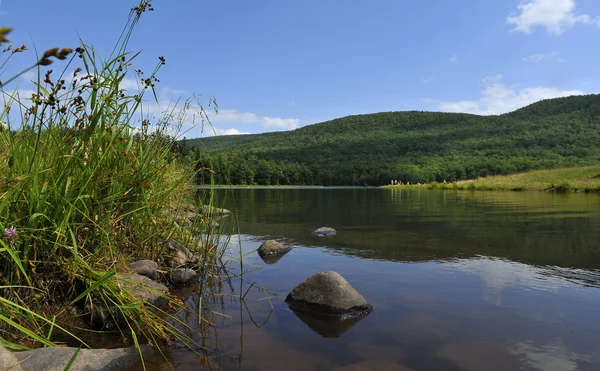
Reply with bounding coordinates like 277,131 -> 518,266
144,188 -> 600,371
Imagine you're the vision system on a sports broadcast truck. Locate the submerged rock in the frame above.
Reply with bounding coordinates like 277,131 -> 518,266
285,271 -> 372,315
169,268 -> 197,285
129,259 -> 158,280
0,343 -> 23,371
257,240 -> 291,258
13,345 -> 153,371
311,227 -> 337,237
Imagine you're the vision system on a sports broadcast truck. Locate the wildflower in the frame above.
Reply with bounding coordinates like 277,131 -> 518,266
3,226 -> 17,243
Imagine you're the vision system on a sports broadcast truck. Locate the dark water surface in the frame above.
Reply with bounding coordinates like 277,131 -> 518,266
147,189 -> 600,370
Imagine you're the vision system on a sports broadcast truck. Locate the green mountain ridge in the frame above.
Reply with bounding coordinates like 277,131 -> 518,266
179,94 -> 600,186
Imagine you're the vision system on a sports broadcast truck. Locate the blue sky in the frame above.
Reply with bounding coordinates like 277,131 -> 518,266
2,0 -> 599,137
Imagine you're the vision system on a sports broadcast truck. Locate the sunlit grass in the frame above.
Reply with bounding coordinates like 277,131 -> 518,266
384,165 -> 600,192
0,0 -> 224,361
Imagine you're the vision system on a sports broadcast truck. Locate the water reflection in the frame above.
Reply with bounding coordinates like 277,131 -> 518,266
509,340 -> 597,371
287,307 -> 370,338
128,189 -> 600,370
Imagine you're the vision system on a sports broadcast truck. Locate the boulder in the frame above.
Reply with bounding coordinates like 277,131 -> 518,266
285,271 -> 372,315
311,227 -> 337,237
129,260 -> 158,280
257,240 -> 291,258
0,343 -> 23,371
169,268 -> 197,285
13,345 -> 153,371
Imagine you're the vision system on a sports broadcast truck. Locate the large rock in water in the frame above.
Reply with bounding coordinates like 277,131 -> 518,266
285,271 -> 372,315
169,268 -> 197,285
257,240 -> 291,258
12,345 -> 153,371
312,227 -> 336,237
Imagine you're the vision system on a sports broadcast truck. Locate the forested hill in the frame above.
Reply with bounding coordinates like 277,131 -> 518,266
179,94 -> 600,186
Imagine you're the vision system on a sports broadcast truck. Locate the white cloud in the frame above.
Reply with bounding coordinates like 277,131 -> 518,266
507,0 -> 600,35
449,54 -> 458,63
439,75 -> 584,115
522,52 -> 557,62
213,128 -> 250,136
207,109 -> 299,130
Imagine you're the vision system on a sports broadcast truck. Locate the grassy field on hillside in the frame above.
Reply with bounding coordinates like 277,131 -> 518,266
384,165 -> 600,192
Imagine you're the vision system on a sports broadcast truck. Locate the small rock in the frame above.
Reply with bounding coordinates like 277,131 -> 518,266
169,268 -> 197,285
13,345 -> 153,371
0,342 -> 23,371
117,274 -> 169,305
168,239 -> 200,268
129,260 -> 158,280
285,271 -> 372,315
311,227 -> 336,237
257,240 -> 291,258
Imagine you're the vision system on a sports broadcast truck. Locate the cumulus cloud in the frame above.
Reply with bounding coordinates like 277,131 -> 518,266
439,75 -> 584,115
213,128 -> 250,136
507,0 -> 600,35
207,109 -> 300,130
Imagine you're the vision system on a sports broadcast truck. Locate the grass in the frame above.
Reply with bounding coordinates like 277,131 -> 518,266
0,0 -> 225,361
383,165 -> 600,192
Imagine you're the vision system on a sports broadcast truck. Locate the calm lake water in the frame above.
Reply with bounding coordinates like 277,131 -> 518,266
145,188 -> 600,371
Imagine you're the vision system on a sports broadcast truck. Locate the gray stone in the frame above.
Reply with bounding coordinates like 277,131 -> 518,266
168,239 -> 200,268
13,345 -> 153,371
169,268 -> 197,285
116,274 -> 169,307
0,343 -> 23,371
257,240 -> 291,258
285,271 -> 372,315
311,227 -> 337,237
129,260 -> 158,280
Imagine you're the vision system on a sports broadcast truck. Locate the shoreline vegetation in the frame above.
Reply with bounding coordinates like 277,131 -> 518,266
382,165 -> 600,193
0,1 -> 227,368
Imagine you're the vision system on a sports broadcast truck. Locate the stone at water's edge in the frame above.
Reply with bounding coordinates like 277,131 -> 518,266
169,268 -> 197,285
116,273 -> 169,307
168,238 -> 200,268
0,343 -> 23,371
12,345 -> 153,371
312,227 -> 337,237
285,271 -> 372,315
129,259 -> 158,280
257,240 -> 291,257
